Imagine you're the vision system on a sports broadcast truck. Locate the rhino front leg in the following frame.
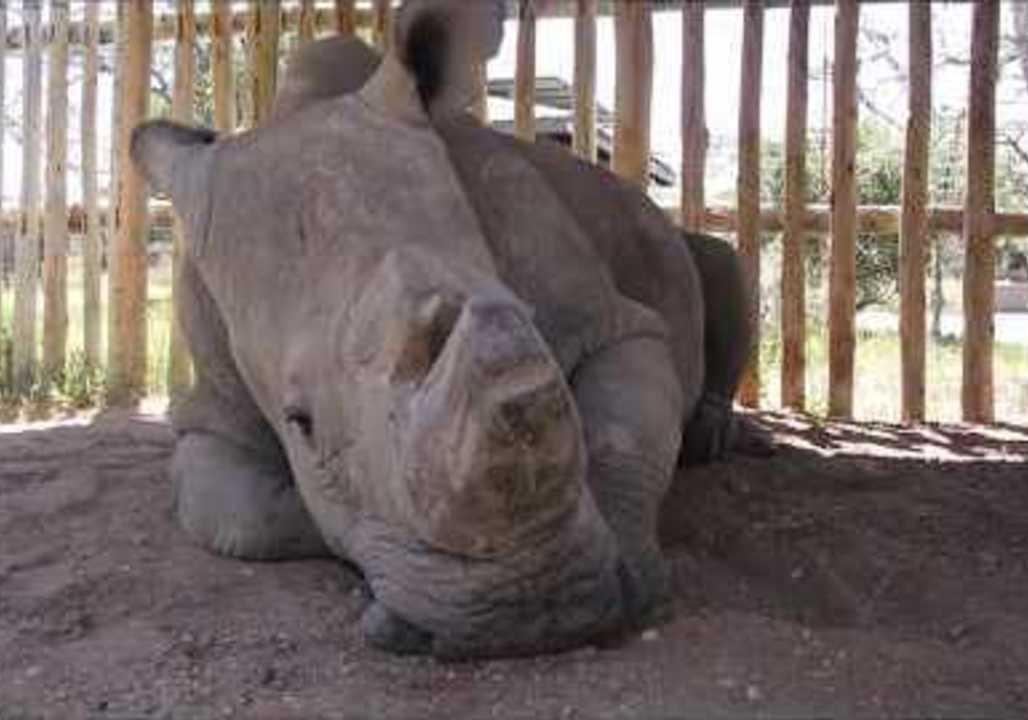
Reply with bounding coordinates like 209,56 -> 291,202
172,433 -> 330,560
681,232 -> 774,464
573,335 -> 684,626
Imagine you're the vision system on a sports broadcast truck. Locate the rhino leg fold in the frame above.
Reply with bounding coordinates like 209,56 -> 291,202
572,336 -> 684,626
172,433 -> 330,560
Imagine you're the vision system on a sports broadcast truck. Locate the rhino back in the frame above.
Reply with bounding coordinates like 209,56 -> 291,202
436,119 -> 704,405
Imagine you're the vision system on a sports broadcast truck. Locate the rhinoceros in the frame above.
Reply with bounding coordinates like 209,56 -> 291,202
131,0 -> 768,658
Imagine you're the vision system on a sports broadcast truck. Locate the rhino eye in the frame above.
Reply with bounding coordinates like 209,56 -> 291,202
284,406 -> 315,439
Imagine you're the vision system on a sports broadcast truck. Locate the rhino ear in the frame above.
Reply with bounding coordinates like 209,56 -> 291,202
394,0 -> 505,117
132,120 -> 217,254
131,120 -> 217,200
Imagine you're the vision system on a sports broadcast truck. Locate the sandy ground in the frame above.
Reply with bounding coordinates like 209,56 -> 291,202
1,409 -> 1027,719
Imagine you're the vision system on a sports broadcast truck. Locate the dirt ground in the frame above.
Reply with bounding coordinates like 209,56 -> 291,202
1,409 -> 1026,719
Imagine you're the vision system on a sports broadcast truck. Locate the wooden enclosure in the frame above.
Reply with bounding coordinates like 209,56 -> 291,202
0,0 -> 1024,424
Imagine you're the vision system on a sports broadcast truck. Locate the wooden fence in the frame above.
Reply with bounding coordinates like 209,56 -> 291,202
0,0 -> 1024,424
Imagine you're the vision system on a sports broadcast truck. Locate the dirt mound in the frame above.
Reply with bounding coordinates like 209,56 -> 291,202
1,410 -> 1026,718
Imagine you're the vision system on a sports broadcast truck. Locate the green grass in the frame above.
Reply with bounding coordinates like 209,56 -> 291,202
0,250 -> 174,412
757,323 -> 1028,423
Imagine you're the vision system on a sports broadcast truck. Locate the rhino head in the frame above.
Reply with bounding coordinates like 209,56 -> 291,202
132,0 -> 635,657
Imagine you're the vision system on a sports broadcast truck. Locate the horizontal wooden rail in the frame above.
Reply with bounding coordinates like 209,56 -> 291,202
2,5 -> 373,51
3,204 -> 1028,240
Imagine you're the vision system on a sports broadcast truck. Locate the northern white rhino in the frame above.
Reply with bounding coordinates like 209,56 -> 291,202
131,0 -> 769,658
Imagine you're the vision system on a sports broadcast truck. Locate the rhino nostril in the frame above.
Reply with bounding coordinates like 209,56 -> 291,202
388,292 -> 462,382
284,405 -> 315,440
417,294 -> 461,368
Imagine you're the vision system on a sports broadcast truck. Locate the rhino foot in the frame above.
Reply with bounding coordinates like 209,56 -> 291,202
361,602 -> 434,656
172,432 -> 330,560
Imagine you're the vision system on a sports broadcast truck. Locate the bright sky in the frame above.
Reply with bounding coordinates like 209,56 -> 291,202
1,2 -> 1024,207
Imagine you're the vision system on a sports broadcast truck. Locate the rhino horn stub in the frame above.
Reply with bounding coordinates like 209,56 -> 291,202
407,297 -> 585,558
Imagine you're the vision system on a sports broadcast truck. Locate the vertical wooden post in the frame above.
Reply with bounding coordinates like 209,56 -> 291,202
900,0 -> 931,423
107,0 -> 125,365
14,0 -> 43,393
515,0 -> 537,142
828,0 -> 859,418
107,0 -> 153,406
735,0 -> 764,408
250,0 -> 281,127
299,0 -> 316,44
613,0 -> 653,186
0,1 -> 7,292
372,0 -> 392,51
781,0 -> 809,411
681,1 -> 706,232
212,0 -> 234,132
962,0 -> 999,424
471,60 -> 489,124
43,0 -> 70,383
169,0 -> 196,398
573,0 -> 597,162
335,0 -> 357,36
81,0 -> 101,369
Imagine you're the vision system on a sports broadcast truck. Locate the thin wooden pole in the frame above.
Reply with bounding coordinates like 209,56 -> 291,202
828,0 -> 859,418
249,0 -> 280,127
107,0 -> 124,368
961,0 -> 999,424
573,0 -> 597,162
13,0 -> 43,394
107,0 -> 153,406
212,0 -> 234,132
43,0 -> 70,383
334,0 -> 357,36
169,0 -> 195,398
681,1 -> 706,232
81,0 -> 100,368
612,0 -> 652,186
515,0 -> 537,142
0,1 -> 7,293
299,0 -> 316,44
899,0 -> 931,423
372,0 -> 391,51
781,0 -> 809,410
736,0 -> 764,408
471,59 -> 489,124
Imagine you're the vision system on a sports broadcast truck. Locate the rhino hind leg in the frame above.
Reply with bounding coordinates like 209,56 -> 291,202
172,433 -> 329,560
681,232 -> 775,464
573,336 -> 684,627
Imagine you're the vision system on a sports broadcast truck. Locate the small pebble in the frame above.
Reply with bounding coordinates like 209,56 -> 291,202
25,666 -> 42,679
640,628 -> 660,642
746,684 -> 763,702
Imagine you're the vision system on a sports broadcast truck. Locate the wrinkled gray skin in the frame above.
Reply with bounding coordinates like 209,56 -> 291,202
132,0 -> 765,659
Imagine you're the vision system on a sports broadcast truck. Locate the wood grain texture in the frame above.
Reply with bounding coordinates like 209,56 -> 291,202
899,0 -> 931,423
106,0 -> 153,406
735,0 -> 763,408
781,0 -> 809,410
573,0 -> 597,162
13,0 -> 42,393
961,0 -> 998,424
681,2 -> 706,232
612,0 -> 653,187
828,0 -> 859,418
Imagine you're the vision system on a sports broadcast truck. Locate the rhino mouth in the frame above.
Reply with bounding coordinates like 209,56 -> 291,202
347,496 -> 632,659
